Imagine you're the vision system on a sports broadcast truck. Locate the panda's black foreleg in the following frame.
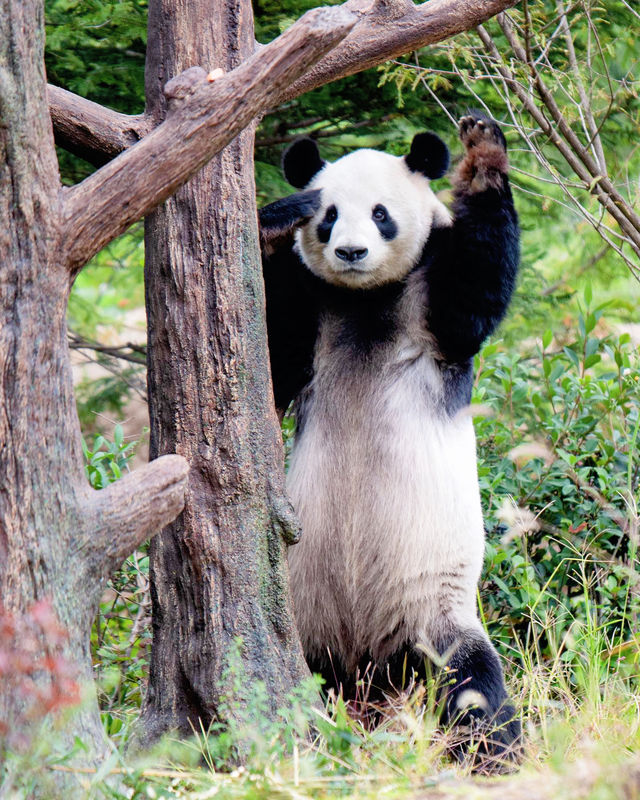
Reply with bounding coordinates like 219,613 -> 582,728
437,629 -> 522,772
258,189 -> 321,256
426,114 -> 519,364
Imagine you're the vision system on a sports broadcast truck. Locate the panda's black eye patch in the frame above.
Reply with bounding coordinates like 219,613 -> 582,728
317,204 -> 338,244
372,204 -> 397,241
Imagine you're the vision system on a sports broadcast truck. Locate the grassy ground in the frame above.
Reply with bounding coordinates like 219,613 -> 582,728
2,575 -> 639,799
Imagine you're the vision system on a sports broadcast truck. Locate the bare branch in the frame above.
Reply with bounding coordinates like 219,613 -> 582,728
256,113 -> 394,147
496,13 -> 640,240
555,0 -> 606,173
49,0 -> 519,164
476,23 -> 640,260
47,85 -> 151,167
79,454 -> 189,578
61,6 -> 357,277
68,330 -> 147,365
541,244 -> 609,296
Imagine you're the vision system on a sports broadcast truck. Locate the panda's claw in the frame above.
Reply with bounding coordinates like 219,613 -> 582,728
458,114 -> 506,152
458,115 -> 474,135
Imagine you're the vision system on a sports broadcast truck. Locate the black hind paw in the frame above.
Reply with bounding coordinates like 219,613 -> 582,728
438,630 -> 522,772
448,700 -> 523,774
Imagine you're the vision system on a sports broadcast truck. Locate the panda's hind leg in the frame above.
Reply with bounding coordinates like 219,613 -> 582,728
435,628 -> 522,772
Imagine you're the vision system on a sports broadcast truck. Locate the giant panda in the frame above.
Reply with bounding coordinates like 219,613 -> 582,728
258,114 -> 521,766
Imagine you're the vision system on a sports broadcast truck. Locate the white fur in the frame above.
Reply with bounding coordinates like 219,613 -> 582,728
295,149 -> 451,289
287,286 -> 486,671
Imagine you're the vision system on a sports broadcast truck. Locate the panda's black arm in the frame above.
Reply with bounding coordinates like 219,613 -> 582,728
259,192 -> 321,417
259,189 -> 321,256
425,116 -> 519,364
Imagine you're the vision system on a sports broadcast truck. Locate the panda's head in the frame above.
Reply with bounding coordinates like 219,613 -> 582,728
284,134 -> 451,289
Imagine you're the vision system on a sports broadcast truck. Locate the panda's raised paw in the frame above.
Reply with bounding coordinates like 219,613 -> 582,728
259,189 -> 322,256
458,114 -> 507,153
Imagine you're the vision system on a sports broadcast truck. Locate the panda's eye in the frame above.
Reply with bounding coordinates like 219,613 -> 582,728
325,205 -> 338,223
372,204 -> 388,222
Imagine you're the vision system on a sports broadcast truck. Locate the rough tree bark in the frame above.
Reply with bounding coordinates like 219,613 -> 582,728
0,0 -> 189,762
138,0 -> 312,741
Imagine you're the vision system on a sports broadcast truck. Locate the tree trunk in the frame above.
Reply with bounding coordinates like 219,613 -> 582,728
139,0 -> 308,743
0,0 -> 188,766
0,2 -> 98,751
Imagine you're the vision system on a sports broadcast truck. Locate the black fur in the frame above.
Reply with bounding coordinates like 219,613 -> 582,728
316,205 -> 337,244
405,131 -> 450,179
260,244 -> 319,415
425,178 -> 519,362
464,108 -> 508,150
259,190 -> 322,258
283,137 -> 326,188
440,632 -> 522,770
258,189 -> 321,232
372,204 -> 398,241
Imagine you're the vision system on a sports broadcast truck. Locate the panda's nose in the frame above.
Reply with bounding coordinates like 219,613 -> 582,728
335,247 -> 368,263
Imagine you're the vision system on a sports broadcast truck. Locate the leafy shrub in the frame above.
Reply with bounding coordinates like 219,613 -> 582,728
83,424 -> 135,489
474,292 -> 639,679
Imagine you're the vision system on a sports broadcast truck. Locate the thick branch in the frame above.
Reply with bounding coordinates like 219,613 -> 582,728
81,454 -> 189,578
61,6 -> 357,277
50,0 -> 519,164
276,0 -> 521,105
47,85 -> 151,167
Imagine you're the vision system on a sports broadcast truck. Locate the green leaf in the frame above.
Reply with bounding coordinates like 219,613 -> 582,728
584,354 -> 601,369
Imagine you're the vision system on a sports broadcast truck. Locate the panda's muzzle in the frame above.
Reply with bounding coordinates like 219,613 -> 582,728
335,246 -> 368,263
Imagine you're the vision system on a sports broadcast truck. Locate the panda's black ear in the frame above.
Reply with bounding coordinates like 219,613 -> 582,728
405,132 -> 450,180
283,138 -> 326,189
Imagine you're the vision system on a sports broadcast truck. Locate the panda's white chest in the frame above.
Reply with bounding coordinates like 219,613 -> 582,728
286,320 -> 485,666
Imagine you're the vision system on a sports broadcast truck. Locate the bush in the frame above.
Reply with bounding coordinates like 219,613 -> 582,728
474,294 -> 639,681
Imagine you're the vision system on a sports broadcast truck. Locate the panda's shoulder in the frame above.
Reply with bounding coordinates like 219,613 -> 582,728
412,221 -> 452,274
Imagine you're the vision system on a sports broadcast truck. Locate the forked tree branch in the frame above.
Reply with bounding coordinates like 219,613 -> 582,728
61,6 -> 357,277
49,0 -> 520,165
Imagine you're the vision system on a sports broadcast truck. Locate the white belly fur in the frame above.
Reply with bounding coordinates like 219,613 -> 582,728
287,349 -> 486,670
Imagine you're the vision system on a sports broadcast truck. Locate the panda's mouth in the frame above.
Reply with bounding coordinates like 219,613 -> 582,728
333,266 -> 373,282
